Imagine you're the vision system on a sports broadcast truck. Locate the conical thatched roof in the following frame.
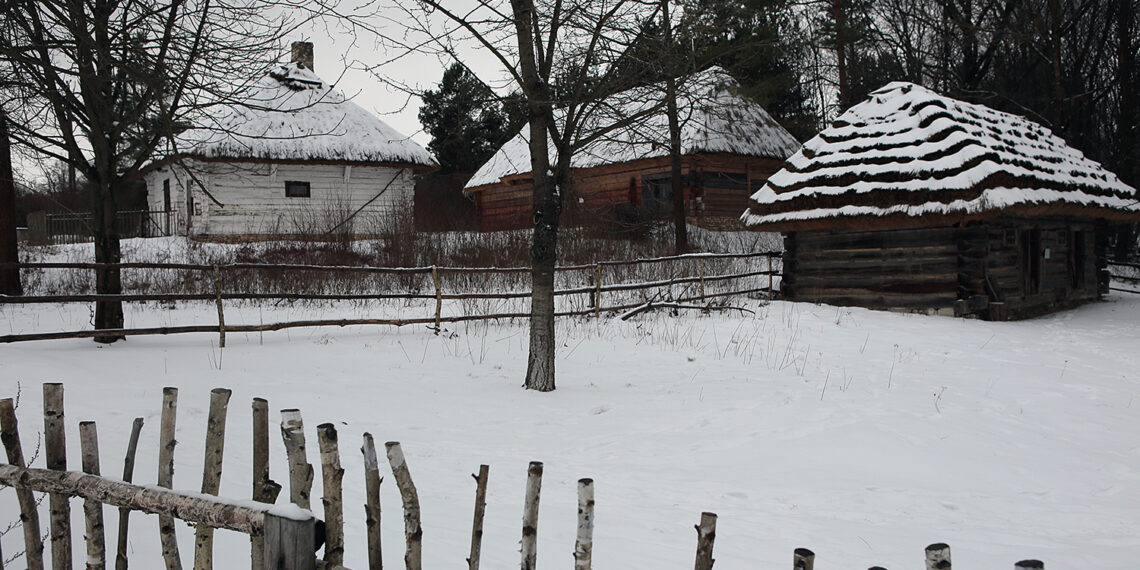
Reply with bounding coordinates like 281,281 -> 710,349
742,82 -> 1140,232
175,63 -> 434,167
466,67 -> 800,190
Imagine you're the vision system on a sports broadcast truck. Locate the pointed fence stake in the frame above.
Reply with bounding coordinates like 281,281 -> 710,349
158,388 -> 182,570
317,423 -> 345,566
252,399 -> 281,570
362,434 -> 383,570
385,441 -> 422,570
0,397 -> 45,570
115,417 -> 144,570
521,461 -> 543,570
280,409 -> 313,510
193,388 -> 232,570
80,421 -> 107,570
574,478 -> 594,570
43,383 -> 72,570
693,512 -> 716,570
467,465 -> 489,570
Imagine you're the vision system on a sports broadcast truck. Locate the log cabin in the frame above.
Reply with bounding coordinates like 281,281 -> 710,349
464,67 -> 800,231
143,42 -> 435,239
742,82 -> 1140,320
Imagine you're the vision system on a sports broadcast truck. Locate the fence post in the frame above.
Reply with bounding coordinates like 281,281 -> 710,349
925,543 -> 950,569
793,547 -> 815,570
467,464 -> 489,570
317,423 -> 345,566
79,421 -> 107,570
252,399 -> 281,570
262,512 -> 316,570
280,409 -> 313,510
362,434 -> 383,570
158,387 -> 182,570
432,265 -> 442,333
386,441 -> 422,570
115,417 -> 144,570
194,388 -> 232,570
521,461 -> 543,570
0,397 -> 45,570
574,478 -> 594,570
43,382 -> 73,570
213,265 -> 225,348
693,512 -> 716,570
768,255 -> 774,295
595,264 -> 602,318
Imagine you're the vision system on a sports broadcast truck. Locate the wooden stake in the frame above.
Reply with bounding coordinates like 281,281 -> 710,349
361,434 -> 383,570
115,418 -> 144,570
1015,561 -> 1044,569
158,387 -> 183,570
0,397 -> 45,570
574,478 -> 594,570
280,409 -> 313,510
252,399 -> 281,570
43,382 -> 73,570
385,441 -> 422,570
768,255 -> 774,295
793,547 -> 815,570
213,264 -> 225,348
432,265 -> 442,333
594,264 -> 602,318
520,461 -> 543,570
193,388 -> 232,570
693,511 -> 716,570
925,543 -> 950,570
698,259 -> 706,299
79,421 -> 107,570
467,465 -> 489,570
317,423 -> 345,566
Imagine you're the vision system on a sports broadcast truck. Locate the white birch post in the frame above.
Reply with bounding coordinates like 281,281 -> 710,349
573,478 -> 594,570
693,512 -> 716,570
158,387 -> 182,570
252,398 -> 281,570
193,388 -> 232,570
317,423 -> 345,566
0,397 -> 45,570
520,461 -> 543,570
43,382 -> 72,570
925,543 -> 950,570
467,464 -> 489,570
115,417 -> 144,570
213,264 -> 225,348
793,547 -> 815,570
280,409 -> 313,510
79,421 -> 106,570
361,434 -> 383,570
1015,561 -> 1044,569
385,441 -> 422,570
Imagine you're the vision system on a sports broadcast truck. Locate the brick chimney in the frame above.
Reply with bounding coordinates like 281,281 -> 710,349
291,41 -> 314,72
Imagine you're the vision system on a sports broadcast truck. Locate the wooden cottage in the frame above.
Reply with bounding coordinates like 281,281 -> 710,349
465,67 -> 800,231
742,82 -> 1140,319
143,43 -> 435,239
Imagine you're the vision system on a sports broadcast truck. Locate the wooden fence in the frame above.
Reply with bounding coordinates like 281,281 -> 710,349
0,383 -> 1049,570
24,209 -> 175,245
0,252 -> 780,344
1108,261 -> 1140,294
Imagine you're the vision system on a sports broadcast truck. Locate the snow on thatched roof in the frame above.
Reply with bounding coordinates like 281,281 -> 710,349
742,82 -> 1140,232
465,67 -> 800,190
176,63 -> 434,167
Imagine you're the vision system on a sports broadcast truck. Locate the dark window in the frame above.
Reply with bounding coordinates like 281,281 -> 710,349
702,171 -> 747,190
285,180 -> 311,198
162,179 -> 171,211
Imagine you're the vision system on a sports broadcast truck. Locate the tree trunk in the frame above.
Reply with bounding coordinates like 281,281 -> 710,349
1115,0 -> 1139,260
833,0 -> 850,111
513,0 -> 558,392
92,176 -> 124,343
0,109 -> 21,296
663,0 -> 688,255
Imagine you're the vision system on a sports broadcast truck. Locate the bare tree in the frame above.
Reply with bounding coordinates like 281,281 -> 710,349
0,0 -> 305,341
0,108 -> 20,296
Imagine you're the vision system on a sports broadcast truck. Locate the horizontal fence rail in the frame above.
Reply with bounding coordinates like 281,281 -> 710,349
1108,261 -> 1140,294
0,252 -> 782,343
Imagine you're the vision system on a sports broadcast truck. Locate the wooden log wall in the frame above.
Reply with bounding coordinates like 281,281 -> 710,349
468,153 -> 785,231
782,217 -> 1106,320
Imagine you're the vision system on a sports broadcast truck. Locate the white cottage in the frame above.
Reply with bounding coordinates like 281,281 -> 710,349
144,43 -> 435,238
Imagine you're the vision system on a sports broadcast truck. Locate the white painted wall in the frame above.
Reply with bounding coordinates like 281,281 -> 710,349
144,160 -> 415,237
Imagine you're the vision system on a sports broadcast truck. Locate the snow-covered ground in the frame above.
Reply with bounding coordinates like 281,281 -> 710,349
2,293 -> 1139,568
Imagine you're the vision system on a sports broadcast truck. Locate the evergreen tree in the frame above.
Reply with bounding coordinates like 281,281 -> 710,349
418,64 -> 523,174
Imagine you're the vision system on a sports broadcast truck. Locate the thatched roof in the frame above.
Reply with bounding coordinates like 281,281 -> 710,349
174,63 -> 434,167
465,67 -> 800,190
742,82 -> 1140,232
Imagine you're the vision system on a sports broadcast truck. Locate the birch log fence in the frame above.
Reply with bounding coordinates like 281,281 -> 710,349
1,382 -> 1051,570
0,252 -> 779,344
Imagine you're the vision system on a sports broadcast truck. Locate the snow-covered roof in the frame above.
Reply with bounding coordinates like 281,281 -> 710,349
465,67 -> 800,190
742,82 -> 1140,231
174,63 -> 434,167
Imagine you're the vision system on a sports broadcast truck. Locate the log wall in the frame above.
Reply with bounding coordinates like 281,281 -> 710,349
468,153 -> 785,231
782,217 -> 1105,320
